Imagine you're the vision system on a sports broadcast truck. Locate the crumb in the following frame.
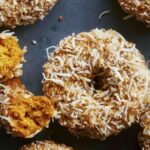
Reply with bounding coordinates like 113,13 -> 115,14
58,16 -> 64,22
32,40 -> 37,45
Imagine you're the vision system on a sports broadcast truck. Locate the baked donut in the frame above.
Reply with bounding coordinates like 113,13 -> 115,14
118,0 -> 150,24
20,140 -> 73,150
43,29 -> 150,140
139,106 -> 150,150
0,0 -> 58,28
0,31 -> 25,82
0,78 -> 54,138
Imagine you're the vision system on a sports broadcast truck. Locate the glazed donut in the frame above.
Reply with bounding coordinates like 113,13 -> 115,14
43,29 -> 150,140
139,106 -> 150,150
20,140 -> 73,150
118,0 -> 150,24
0,78 -> 54,138
0,0 -> 58,28
0,31 -> 25,82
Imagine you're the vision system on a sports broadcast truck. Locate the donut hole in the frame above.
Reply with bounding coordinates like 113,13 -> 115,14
7,95 -> 54,138
93,76 -> 104,91
92,68 -> 110,91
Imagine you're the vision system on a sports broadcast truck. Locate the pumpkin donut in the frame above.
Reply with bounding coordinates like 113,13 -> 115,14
0,78 -> 54,138
20,140 -> 73,150
118,0 -> 150,24
0,0 -> 58,28
43,29 -> 150,140
0,31 -> 25,82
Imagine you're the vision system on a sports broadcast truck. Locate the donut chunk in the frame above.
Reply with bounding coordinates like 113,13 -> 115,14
139,106 -> 150,150
118,0 -> 150,24
0,78 -> 54,138
0,31 -> 25,82
43,29 -> 150,140
20,140 -> 73,150
0,0 -> 58,28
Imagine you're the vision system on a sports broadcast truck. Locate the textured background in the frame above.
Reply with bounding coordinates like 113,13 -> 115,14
0,0 -> 150,149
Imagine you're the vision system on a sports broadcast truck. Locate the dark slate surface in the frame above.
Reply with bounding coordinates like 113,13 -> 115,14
0,0 -> 150,149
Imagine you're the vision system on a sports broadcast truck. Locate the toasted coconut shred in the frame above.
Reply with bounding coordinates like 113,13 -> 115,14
20,140 -> 73,150
43,29 -> 150,140
0,0 -> 58,28
118,0 -> 150,24
0,31 -> 25,82
139,106 -> 150,150
0,78 -> 54,138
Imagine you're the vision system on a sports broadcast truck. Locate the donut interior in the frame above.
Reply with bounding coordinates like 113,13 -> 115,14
0,78 -> 54,138
6,95 -> 54,138
0,35 -> 24,82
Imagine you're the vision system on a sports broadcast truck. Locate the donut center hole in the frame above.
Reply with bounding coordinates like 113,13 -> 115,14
93,76 -> 106,91
92,69 -> 109,91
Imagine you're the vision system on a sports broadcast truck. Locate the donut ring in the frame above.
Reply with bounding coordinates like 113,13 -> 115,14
118,0 -> 150,24
0,78 -> 54,138
0,31 -> 25,82
20,140 -> 73,150
0,0 -> 58,28
43,29 -> 150,140
139,106 -> 150,150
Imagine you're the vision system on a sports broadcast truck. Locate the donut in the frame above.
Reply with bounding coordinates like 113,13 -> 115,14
0,0 -> 58,28
0,31 -> 25,82
0,78 -> 54,138
20,140 -> 73,150
43,29 -> 150,140
139,106 -> 150,150
118,0 -> 150,24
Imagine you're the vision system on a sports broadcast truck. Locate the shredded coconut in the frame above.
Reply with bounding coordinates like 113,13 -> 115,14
0,0 -> 58,28
43,29 -> 150,140
98,10 -> 111,20
118,0 -> 150,24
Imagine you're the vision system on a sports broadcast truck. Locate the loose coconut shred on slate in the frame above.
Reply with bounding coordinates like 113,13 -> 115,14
43,29 -> 150,140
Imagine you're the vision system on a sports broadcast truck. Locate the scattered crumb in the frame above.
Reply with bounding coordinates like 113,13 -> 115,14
58,16 -> 64,22
32,40 -> 37,45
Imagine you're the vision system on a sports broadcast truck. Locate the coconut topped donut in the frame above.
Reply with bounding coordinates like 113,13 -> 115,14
0,0 -> 58,28
20,140 -> 73,150
43,29 -> 150,140
118,0 -> 150,24
0,78 -> 54,138
0,31 -> 25,82
139,106 -> 150,150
